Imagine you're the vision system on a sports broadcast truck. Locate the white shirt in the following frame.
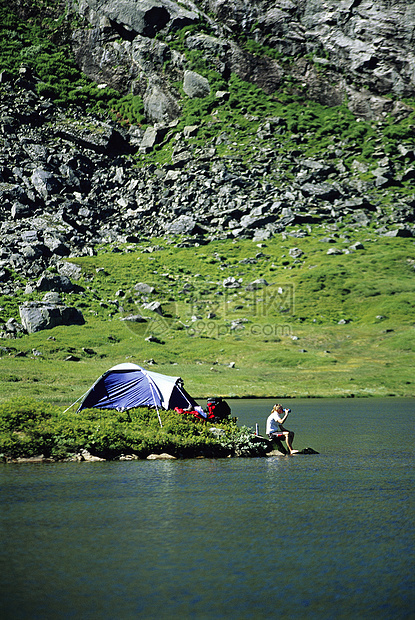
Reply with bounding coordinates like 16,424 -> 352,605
266,411 -> 284,434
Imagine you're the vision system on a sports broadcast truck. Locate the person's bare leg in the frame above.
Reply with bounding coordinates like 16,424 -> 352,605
284,431 -> 298,454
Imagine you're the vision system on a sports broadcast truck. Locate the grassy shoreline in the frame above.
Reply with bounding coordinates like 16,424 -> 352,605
0,398 -> 274,462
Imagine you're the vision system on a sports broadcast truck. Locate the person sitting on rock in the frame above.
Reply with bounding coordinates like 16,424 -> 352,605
266,403 -> 299,455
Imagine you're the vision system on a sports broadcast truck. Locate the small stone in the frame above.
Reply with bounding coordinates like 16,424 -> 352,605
145,335 -> 162,343
245,278 -> 269,291
81,449 -> 105,462
134,282 -> 155,294
142,301 -> 163,315
121,314 -> 147,323
223,277 -> 241,289
146,453 -> 177,460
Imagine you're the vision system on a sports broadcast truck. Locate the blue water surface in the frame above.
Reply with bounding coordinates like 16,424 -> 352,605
0,399 -> 414,619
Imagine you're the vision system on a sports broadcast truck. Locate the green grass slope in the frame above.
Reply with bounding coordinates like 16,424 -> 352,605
1,227 -> 414,403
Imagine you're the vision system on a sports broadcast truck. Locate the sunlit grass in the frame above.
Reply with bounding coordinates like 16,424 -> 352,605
1,229 -> 414,403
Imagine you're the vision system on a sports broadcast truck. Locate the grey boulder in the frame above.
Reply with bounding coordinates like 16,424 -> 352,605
19,301 -> 85,333
183,70 -> 211,98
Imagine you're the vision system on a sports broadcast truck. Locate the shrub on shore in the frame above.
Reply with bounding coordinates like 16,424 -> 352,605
0,398 -> 268,461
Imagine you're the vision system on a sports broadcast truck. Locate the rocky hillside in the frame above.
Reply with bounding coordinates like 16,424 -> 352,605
72,0 -> 415,117
1,0 -> 414,295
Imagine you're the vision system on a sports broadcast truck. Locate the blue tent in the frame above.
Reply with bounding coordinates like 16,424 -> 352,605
77,363 -> 198,418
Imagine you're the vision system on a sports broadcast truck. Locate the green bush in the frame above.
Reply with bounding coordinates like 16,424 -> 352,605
383,119 -> 414,141
0,400 -> 268,460
217,425 -> 269,457
0,397 -> 55,432
109,93 -> 146,126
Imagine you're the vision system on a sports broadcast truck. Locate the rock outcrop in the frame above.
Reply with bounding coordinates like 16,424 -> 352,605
70,0 -> 415,120
19,301 -> 85,334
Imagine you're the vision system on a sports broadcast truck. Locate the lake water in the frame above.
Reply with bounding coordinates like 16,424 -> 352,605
0,399 -> 414,619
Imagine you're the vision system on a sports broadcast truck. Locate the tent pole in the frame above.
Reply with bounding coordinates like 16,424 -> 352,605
64,370 -> 108,414
62,391 -> 89,414
155,404 -> 163,428
147,379 -> 163,427
176,384 -> 192,408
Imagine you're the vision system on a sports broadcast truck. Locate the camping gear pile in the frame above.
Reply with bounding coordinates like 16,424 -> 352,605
206,397 -> 232,421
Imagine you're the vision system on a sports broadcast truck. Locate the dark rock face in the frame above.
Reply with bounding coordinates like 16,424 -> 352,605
199,0 -> 415,101
183,70 -> 211,98
70,0 -> 415,119
34,274 -> 74,293
84,0 -> 198,38
143,80 -> 181,123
